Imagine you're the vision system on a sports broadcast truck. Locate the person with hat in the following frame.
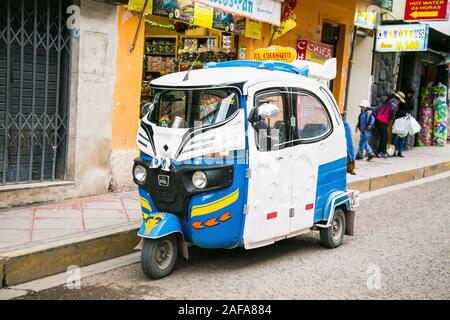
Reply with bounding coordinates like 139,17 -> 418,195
374,91 -> 405,158
355,99 -> 376,161
392,88 -> 415,157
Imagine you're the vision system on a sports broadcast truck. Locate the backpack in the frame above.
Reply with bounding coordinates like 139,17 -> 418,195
366,110 -> 375,126
376,102 -> 393,124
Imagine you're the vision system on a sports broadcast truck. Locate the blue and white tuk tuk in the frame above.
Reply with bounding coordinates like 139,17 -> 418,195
133,57 -> 360,279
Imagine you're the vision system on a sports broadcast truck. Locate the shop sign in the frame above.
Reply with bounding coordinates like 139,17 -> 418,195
152,0 -> 173,18
354,11 -> 378,30
244,18 -> 262,40
193,2 -> 214,28
375,24 -> 430,52
296,40 -> 334,64
127,0 -> 153,14
173,0 -> 195,24
272,17 -> 297,40
193,0 -> 282,26
212,9 -> 234,32
252,46 -> 297,63
404,0 -> 449,21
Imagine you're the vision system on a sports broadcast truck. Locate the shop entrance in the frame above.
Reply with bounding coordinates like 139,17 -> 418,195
321,21 -> 340,92
396,50 -> 449,148
0,0 -> 71,185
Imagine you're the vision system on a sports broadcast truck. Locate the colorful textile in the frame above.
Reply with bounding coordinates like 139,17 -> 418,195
417,107 -> 433,146
417,84 -> 435,147
432,84 -> 448,147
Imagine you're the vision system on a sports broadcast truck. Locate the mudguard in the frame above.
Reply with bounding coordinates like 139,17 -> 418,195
137,212 -> 183,239
323,190 -> 351,223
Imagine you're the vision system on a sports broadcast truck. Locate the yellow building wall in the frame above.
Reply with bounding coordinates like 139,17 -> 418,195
112,7 -> 144,150
239,0 -> 358,110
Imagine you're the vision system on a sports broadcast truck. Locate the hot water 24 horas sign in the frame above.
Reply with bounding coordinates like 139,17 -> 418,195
404,0 -> 449,21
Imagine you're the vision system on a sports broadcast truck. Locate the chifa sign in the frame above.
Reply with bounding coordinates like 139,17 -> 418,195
252,46 -> 297,63
297,40 -> 334,64
404,0 -> 449,21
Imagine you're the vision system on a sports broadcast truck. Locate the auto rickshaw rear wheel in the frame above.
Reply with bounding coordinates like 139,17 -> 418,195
320,208 -> 346,249
141,235 -> 178,279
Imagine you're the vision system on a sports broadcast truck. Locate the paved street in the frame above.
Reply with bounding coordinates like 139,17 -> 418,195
17,176 -> 450,300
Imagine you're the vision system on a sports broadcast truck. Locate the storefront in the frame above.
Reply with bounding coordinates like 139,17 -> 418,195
108,0 -> 361,192
124,0 -> 283,108
124,0 -> 360,110
371,22 -> 450,149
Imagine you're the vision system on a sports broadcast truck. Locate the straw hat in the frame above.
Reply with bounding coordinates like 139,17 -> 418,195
394,91 -> 406,103
358,99 -> 371,108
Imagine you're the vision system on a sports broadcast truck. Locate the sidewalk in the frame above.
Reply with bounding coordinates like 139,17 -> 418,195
0,192 -> 141,251
1,145 -> 449,287
348,145 -> 450,191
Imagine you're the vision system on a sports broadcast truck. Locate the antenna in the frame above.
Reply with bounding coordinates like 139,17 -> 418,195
183,51 -> 201,82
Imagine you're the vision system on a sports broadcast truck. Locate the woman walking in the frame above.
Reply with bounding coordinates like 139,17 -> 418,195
392,88 -> 415,157
375,91 -> 405,158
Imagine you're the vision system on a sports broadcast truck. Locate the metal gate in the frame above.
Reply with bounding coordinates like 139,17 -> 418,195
0,0 -> 71,185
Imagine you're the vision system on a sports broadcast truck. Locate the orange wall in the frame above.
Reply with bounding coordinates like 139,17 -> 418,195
112,7 -> 144,150
239,0 -> 358,110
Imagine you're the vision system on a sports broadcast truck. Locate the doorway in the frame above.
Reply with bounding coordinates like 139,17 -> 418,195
321,21 -> 340,92
0,0 -> 72,185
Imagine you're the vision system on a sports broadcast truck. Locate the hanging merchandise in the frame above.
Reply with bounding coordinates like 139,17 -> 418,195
273,0 -> 297,40
417,83 -> 434,146
193,2 -> 214,29
145,19 -> 176,31
212,9 -> 234,32
152,0 -> 174,18
244,18 -> 262,40
432,83 -> 448,147
127,0 -> 153,14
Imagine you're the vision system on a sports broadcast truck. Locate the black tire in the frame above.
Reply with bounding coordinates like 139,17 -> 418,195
141,235 -> 178,280
320,208 -> 346,249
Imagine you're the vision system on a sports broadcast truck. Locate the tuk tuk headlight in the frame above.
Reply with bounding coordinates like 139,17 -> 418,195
133,165 -> 147,185
192,171 -> 207,189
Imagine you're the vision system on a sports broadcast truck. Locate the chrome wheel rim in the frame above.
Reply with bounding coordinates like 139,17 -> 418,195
156,240 -> 174,270
331,215 -> 343,242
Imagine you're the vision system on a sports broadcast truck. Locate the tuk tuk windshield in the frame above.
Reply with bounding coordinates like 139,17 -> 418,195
148,88 -> 240,129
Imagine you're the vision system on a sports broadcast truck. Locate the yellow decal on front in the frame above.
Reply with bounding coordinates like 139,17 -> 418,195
144,213 -> 164,235
191,189 -> 239,218
140,197 -> 153,212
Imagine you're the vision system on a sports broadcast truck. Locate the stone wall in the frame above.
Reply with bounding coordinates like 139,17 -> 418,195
371,52 -> 400,110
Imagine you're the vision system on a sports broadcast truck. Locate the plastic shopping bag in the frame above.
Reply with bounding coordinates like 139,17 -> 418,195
407,115 -> 421,136
392,117 -> 409,138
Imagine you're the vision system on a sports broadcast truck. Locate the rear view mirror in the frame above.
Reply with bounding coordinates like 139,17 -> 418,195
257,103 -> 279,119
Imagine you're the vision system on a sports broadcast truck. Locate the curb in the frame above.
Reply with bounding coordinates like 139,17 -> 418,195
1,160 -> 449,288
0,223 -> 139,287
347,160 -> 450,192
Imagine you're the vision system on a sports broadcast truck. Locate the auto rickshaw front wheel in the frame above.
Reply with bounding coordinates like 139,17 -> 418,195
320,208 -> 346,249
141,235 -> 178,279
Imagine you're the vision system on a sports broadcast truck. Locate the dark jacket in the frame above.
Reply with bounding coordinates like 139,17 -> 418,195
395,96 -> 414,119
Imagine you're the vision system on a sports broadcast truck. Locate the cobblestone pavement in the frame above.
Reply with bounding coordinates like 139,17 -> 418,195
19,176 -> 450,300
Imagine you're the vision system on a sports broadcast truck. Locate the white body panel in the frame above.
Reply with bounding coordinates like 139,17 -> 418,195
243,82 -> 293,248
243,80 -> 347,250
